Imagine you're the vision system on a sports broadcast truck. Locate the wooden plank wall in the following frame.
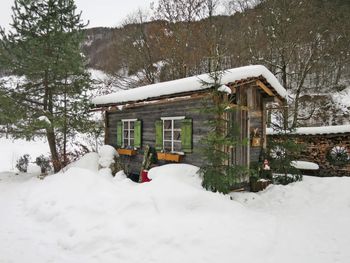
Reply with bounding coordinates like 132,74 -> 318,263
106,97 -> 214,174
106,83 -> 265,178
230,84 -> 264,169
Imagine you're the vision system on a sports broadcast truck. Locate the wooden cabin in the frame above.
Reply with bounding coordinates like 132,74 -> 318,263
92,65 -> 287,181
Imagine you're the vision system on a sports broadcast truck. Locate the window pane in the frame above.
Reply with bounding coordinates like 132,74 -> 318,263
174,142 -> 182,152
164,141 -> 172,152
174,120 -> 181,129
124,130 -> 129,139
129,139 -> 134,146
164,131 -> 172,140
164,120 -> 172,130
123,121 -> 129,130
130,121 -> 134,129
174,130 -> 181,141
130,131 -> 134,139
124,139 -> 128,146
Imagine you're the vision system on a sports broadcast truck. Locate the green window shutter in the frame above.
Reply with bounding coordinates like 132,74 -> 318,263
116,121 -> 123,147
134,120 -> 142,148
181,118 -> 193,153
155,120 -> 163,151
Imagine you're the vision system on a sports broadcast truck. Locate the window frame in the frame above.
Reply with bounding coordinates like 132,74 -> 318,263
161,116 -> 185,154
122,118 -> 137,148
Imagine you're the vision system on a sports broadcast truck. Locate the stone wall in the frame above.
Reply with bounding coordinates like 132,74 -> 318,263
268,133 -> 350,177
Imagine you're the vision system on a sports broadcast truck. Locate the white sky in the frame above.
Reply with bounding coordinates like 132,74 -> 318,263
0,0 -> 155,30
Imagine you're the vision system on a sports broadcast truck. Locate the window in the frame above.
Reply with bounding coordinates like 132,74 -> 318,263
117,119 -> 142,149
162,116 -> 184,153
155,117 -> 192,154
122,119 -> 136,148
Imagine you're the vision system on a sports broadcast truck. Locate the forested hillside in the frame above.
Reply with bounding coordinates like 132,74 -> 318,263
82,0 -> 350,126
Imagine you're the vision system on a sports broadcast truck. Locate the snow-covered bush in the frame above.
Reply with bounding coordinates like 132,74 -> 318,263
35,155 -> 51,174
98,145 -> 118,168
273,173 -> 302,185
15,154 -> 30,173
98,145 -> 124,175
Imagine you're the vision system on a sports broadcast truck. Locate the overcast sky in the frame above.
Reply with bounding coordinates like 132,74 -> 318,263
0,0 -> 155,30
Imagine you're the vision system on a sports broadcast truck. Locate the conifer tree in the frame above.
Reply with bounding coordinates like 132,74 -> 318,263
267,110 -> 303,184
199,68 -> 248,194
0,0 -> 91,172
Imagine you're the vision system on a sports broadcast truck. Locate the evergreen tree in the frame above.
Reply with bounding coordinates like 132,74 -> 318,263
267,110 -> 303,184
199,68 -> 248,194
0,0 -> 91,172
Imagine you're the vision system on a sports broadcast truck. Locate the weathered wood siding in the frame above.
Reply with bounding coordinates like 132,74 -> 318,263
104,83 -> 266,176
106,97 -> 213,174
249,86 -> 264,164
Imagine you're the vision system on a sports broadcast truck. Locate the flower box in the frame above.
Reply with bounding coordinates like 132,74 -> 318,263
157,152 -> 183,162
250,178 -> 271,192
117,148 -> 137,156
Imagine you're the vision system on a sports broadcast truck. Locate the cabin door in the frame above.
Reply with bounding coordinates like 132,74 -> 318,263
230,107 -> 249,167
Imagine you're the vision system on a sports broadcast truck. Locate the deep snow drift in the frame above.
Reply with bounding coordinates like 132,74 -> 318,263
1,163 -> 350,263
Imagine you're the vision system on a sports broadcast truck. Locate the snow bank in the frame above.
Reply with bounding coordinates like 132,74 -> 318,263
1,163 -> 350,263
27,164 -> 42,176
67,152 -> 100,172
0,164 -> 272,263
230,176 -> 350,263
98,145 -> 119,168
92,65 -> 287,105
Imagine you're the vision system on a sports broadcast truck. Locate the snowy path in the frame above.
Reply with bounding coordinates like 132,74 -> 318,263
0,169 -> 350,263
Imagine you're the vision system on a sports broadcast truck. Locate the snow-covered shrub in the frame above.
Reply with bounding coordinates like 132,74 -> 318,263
98,145 -> 124,175
273,173 -> 302,185
267,136 -> 303,181
98,145 -> 118,168
35,155 -> 52,173
16,154 -> 30,173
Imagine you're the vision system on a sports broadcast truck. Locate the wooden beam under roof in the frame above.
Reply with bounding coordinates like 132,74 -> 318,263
256,80 -> 275,96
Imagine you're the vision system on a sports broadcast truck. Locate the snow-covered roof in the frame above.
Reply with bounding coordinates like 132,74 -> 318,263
267,125 -> 350,136
92,65 -> 287,106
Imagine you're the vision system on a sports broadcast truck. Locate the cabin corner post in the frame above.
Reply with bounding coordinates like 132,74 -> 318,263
246,86 -> 254,169
262,101 -> 267,149
104,110 -> 109,145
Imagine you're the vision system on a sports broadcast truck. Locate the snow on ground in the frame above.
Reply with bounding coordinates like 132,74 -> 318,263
0,137 -> 49,172
0,159 -> 350,263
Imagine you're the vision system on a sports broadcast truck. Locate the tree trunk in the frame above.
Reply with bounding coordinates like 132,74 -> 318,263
47,84 -> 61,173
63,79 -> 68,167
46,128 -> 61,173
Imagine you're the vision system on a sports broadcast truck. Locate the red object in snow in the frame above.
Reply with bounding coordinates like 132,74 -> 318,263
263,159 -> 271,170
141,170 -> 151,183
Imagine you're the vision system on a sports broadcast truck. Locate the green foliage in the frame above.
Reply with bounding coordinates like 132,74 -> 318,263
35,154 -> 52,173
199,70 -> 248,194
273,173 -> 302,185
0,0 -> 92,171
268,140 -> 301,174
